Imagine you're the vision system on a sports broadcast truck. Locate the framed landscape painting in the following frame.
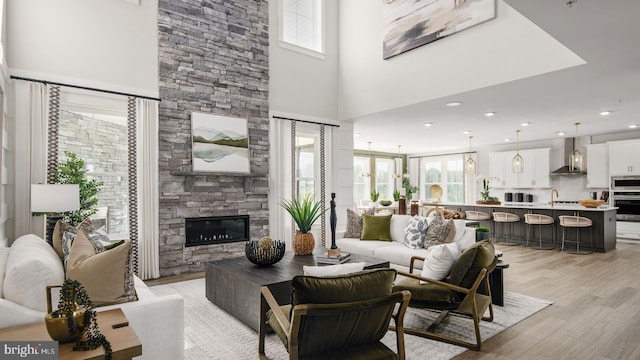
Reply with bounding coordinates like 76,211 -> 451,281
191,112 -> 250,173
383,0 -> 497,59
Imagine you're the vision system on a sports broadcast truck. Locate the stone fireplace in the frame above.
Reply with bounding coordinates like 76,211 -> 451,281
157,0 -> 269,276
185,215 -> 250,247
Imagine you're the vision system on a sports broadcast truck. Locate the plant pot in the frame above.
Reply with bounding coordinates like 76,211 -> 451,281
45,285 -> 87,343
476,231 -> 490,242
293,232 -> 315,255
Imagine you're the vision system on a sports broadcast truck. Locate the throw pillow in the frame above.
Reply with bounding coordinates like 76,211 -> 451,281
419,243 -> 459,284
344,208 -> 363,238
423,213 -> 451,247
53,218 -> 96,259
61,231 -> 76,271
449,240 -> 496,289
403,216 -> 429,249
360,214 -> 392,241
66,230 -> 137,306
303,262 -> 366,277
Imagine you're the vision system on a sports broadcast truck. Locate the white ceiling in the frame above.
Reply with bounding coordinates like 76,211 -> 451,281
349,0 -> 640,154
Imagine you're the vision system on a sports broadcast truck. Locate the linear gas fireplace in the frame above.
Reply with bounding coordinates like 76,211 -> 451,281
185,215 -> 250,247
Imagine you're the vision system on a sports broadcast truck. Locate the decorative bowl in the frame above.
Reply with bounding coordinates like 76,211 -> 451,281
578,199 -> 605,208
379,200 -> 393,206
245,238 -> 286,266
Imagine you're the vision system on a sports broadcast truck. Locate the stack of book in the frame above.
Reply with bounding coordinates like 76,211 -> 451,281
315,251 -> 351,264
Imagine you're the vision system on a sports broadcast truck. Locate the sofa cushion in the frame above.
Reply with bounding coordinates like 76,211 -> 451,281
360,214 -> 392,241
3,234 -> 65,311
53,218 -> 96,259
390,215 -> 412,242
424,213 -> 454,247
303,262 -> 366,277
403,216 -> 429,249
419,243 -> 459,283
66,230 -> 136,306
371,243 -> 430,269
449,240 -> 496,289
291,268 -> 396,306
336,238 -> 390,258
0,247 -> 9,298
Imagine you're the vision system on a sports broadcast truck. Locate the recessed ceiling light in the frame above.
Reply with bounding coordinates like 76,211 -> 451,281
446,101 -> 462,107
521,122 -> 531,127
629,124 -> 638,129
484,112 -> 496,117
354,133 -> 361,137
600,111 -> 611,116
504,138 -> 511,142
424,123 -> 433,127
556,131 -> 566,136
463,130 -> 471,135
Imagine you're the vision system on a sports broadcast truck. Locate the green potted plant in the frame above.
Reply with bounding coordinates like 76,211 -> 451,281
370,189 -> 380,203
402,178 -> 418,201
475,226 -> 491,242
280,193 -> 328,255
46,279 -> 112,359
393,189 -> 401,202
54,151 -> 103,226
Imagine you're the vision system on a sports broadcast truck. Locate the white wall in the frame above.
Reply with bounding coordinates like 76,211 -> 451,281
337,0 -> 584,121
268,0 -> 339,122
6,0 -> 158,98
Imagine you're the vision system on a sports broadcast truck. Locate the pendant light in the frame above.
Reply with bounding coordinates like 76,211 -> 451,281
464,136 -> 476,175
393,145 -> 403,178
512,130 -> 524,173
361,142 -> 374,178
570,122 -> 583,172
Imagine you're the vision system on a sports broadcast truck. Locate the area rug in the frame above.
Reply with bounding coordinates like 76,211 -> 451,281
150,278 -> 552,360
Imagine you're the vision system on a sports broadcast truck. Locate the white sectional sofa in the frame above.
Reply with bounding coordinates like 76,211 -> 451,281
336,214 -> 476,271
0,234 -> 184,360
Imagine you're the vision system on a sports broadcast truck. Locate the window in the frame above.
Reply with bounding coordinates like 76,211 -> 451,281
353,152 -> 403,205
418,154 -> 464,203
58,95 -> 130,240
296,135 -> 317,198
280,0 -> 324,57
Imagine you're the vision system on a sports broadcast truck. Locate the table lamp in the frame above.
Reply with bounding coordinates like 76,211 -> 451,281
31,184 -> 80,243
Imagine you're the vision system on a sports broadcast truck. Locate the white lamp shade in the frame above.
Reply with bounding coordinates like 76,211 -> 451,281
31,184 -> 80,212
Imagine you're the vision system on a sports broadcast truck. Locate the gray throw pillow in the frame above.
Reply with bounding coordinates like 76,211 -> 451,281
403,216 -> 429,249
424,213 -> 453,248
344,208 -> 374,238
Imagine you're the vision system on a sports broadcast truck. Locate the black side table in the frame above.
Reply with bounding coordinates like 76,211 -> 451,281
479,259 -> 509,306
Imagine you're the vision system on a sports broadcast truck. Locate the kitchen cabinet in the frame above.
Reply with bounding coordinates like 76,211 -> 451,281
608,140 -> 640,175
489,148 -> 550,188
586,143 -> 609,188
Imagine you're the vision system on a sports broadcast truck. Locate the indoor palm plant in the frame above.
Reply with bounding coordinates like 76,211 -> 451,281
280,193 -> 328,255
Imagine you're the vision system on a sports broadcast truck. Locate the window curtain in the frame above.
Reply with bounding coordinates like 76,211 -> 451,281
136,98 -> 160,280
14,81 -> 48,238
269,118 -> 294,249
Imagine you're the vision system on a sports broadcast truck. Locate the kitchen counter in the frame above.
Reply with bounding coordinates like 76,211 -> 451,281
438,203 -> 617,252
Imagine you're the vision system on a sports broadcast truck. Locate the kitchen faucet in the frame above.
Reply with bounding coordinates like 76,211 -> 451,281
550,189 -> 559,207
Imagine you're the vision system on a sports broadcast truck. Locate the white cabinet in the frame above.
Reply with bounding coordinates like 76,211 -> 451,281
488,148 -> 550,188
609,140 -> 640,175
586,143 -> 609,188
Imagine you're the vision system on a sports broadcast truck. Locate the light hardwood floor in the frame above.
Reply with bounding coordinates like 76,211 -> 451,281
454,240 -> 640,360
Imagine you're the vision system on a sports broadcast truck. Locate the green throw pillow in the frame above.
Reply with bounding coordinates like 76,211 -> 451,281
360,214 -> 392,241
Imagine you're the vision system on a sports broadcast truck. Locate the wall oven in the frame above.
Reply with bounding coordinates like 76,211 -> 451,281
611,176 -> 640,222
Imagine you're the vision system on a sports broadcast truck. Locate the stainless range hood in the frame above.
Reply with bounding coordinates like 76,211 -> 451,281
551,138 -> 587,175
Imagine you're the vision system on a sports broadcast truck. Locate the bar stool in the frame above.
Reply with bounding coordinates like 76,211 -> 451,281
493,212 -> 521,245
465,210 -> 492,236
559,215 -> 593,254
524,213 -> 555,250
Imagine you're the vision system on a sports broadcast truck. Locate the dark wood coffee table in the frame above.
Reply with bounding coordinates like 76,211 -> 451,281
205,252 -> 390,331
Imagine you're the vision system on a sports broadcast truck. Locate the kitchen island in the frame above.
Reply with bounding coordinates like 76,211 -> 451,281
442,203 -> 617,252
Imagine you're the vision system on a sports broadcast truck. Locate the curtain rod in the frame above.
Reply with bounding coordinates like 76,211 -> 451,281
10,75 -> 161,102
273,115 -> 340,128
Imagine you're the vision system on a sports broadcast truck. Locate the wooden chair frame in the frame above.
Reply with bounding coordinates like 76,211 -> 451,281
392,256 -> 494,351
259,286 -> 411,360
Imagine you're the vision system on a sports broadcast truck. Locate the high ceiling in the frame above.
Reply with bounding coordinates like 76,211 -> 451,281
350,0 -> 640,154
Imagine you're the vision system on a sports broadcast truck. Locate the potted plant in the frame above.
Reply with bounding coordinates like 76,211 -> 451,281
46,279 -> 112,359
370,189 -> 380,204
402,177 -> 418,201
280,193 -> 328,255
475,226 -> 491,242
393,189 -> 401,202
54,151 -> 103,226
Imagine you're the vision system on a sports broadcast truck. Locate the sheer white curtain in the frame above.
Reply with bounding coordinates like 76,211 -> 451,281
14,81 -> 48,238
269,118 -> 294,249
136,98 -> 159,279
